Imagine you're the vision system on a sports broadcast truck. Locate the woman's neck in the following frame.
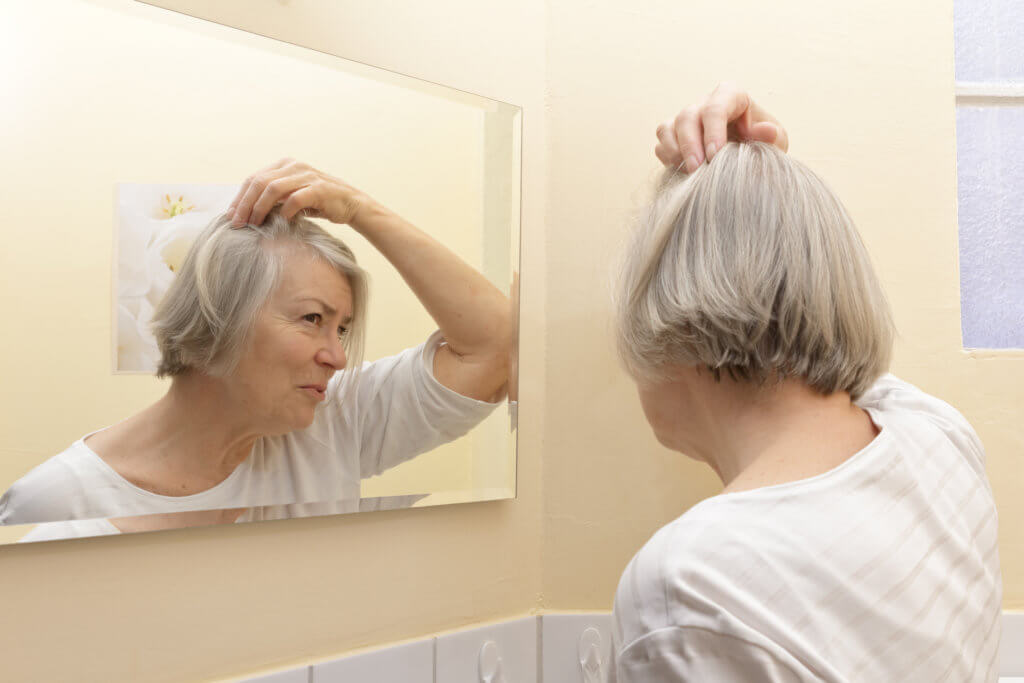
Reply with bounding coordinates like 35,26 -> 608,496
714,388 -> 879,494
658,373 -> 880,494
87,374 -> 262,496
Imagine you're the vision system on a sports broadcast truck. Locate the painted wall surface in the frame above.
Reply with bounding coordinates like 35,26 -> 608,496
1,0 -> 1020,681
0,0 -> 545,681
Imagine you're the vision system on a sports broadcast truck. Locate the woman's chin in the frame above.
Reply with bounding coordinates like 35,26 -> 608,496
294,409 -> 318,431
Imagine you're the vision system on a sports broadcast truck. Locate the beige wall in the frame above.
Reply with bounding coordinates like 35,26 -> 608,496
0,0 -> 1019,680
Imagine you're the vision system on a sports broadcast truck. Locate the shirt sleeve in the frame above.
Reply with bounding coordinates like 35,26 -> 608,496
0,453 -> 94,525
340,330 -> 502,478
613,626 -> 817,683
857,373 -> 987,473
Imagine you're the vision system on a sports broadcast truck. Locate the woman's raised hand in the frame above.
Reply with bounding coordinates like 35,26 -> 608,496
655,82 -> 789,173
227,158 -> 371,227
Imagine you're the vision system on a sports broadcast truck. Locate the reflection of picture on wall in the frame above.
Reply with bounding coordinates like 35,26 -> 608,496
115,184 -> 237,373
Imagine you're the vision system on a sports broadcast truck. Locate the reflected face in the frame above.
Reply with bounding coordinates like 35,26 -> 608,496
229,248 -> 354,435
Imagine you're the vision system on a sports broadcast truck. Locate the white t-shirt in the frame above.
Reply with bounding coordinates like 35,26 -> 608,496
609,374 -> 1002,683
0,331 -> 499,526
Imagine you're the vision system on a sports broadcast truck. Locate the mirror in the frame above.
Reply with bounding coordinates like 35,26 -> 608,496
0,0 -> 520,543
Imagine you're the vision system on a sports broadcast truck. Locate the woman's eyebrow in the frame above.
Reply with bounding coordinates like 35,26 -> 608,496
296,294 -> 356,325
296,297 -> 353,324
297,297 -> 335,315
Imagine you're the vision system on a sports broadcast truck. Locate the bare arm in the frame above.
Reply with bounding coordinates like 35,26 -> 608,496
348,198 -> 511,402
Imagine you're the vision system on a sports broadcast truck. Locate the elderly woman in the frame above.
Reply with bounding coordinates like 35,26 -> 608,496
0,160 -> 510,530
608,85 -> 1002,681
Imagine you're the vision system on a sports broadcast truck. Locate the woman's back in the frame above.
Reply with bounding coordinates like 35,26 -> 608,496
610,374 -> 1002,682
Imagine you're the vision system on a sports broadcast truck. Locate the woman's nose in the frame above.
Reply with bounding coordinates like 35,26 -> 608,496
315,336 -> 347,370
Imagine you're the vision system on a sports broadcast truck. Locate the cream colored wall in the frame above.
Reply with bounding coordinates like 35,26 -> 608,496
1,0 -> 1020,681
540,0 -> 1023,612
0,0 -> 546,681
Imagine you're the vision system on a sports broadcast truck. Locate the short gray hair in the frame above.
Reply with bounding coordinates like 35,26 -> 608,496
616,142 -> 893,400
151,207 -> 368,380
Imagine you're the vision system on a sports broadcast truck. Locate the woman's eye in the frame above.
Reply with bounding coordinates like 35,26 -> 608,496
337,326 -> 349,340
303,313 -> 322,325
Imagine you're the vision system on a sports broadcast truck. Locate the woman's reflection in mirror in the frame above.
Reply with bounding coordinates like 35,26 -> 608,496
0,160 -> 511,533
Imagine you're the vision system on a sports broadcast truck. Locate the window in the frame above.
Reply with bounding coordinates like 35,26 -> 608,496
954,0 -> 1024,349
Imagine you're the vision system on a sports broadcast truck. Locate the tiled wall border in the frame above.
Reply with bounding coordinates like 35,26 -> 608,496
237,611 -> 1024,683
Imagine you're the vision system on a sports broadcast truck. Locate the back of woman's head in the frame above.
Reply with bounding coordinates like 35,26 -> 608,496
615,141 -> 893,400
151,206 -> 368,379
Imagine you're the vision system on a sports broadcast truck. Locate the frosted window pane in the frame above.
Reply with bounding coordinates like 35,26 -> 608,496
956,106 -> 1024,349
954,0 -> 1024,82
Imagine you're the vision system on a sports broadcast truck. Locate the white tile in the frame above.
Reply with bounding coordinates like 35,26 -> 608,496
1002,612 -> 1024,676
238,668 -> 309,683
541,613 -> 612,683
436,616 -> 538,683
312,639 -> 433,683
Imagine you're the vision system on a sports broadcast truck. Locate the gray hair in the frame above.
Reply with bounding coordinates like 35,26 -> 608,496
615,142 -> 894,400
151,207 -> 368,381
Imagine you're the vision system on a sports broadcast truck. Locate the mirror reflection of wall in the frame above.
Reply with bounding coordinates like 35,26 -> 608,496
0,0 -> 521,544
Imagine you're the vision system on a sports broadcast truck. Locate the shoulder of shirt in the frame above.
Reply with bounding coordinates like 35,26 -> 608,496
294,336 -> 438,452
857,373 -> 986,469
7,442 -> 99,493
312,337 -> 433,433
613,502 -> 849,681
0,441 -> 99,524
325,335 -> 437,403
615,500 -> 765,634
323,331 -> 494,417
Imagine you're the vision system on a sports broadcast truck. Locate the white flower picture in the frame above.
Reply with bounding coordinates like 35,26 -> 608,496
115,183 -> 238,373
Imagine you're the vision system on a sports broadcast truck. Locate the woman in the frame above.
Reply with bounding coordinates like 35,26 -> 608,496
0,159 -> 511,530
609,85 -> 1002,681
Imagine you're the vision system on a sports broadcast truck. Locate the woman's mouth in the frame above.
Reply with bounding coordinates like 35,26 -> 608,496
299,385 -> 327,401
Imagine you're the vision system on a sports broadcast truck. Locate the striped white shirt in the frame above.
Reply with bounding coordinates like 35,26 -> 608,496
610,374 -> 1002,682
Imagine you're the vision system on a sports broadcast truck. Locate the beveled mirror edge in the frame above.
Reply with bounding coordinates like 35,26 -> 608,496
129,0 -> 523,112
2,486 -> 519,544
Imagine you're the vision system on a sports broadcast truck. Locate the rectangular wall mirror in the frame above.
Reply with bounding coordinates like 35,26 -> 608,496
0,0 -> 521,543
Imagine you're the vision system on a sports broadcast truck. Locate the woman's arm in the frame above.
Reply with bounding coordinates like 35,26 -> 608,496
228,159 -> 512,402
347,198 -> 511,401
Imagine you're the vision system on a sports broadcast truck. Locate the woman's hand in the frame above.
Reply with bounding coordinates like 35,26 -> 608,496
655,82 -> 789,173
227,158 -> 371,227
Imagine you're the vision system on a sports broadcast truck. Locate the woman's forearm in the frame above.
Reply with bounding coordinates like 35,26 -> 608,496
350,198 -> 512,361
